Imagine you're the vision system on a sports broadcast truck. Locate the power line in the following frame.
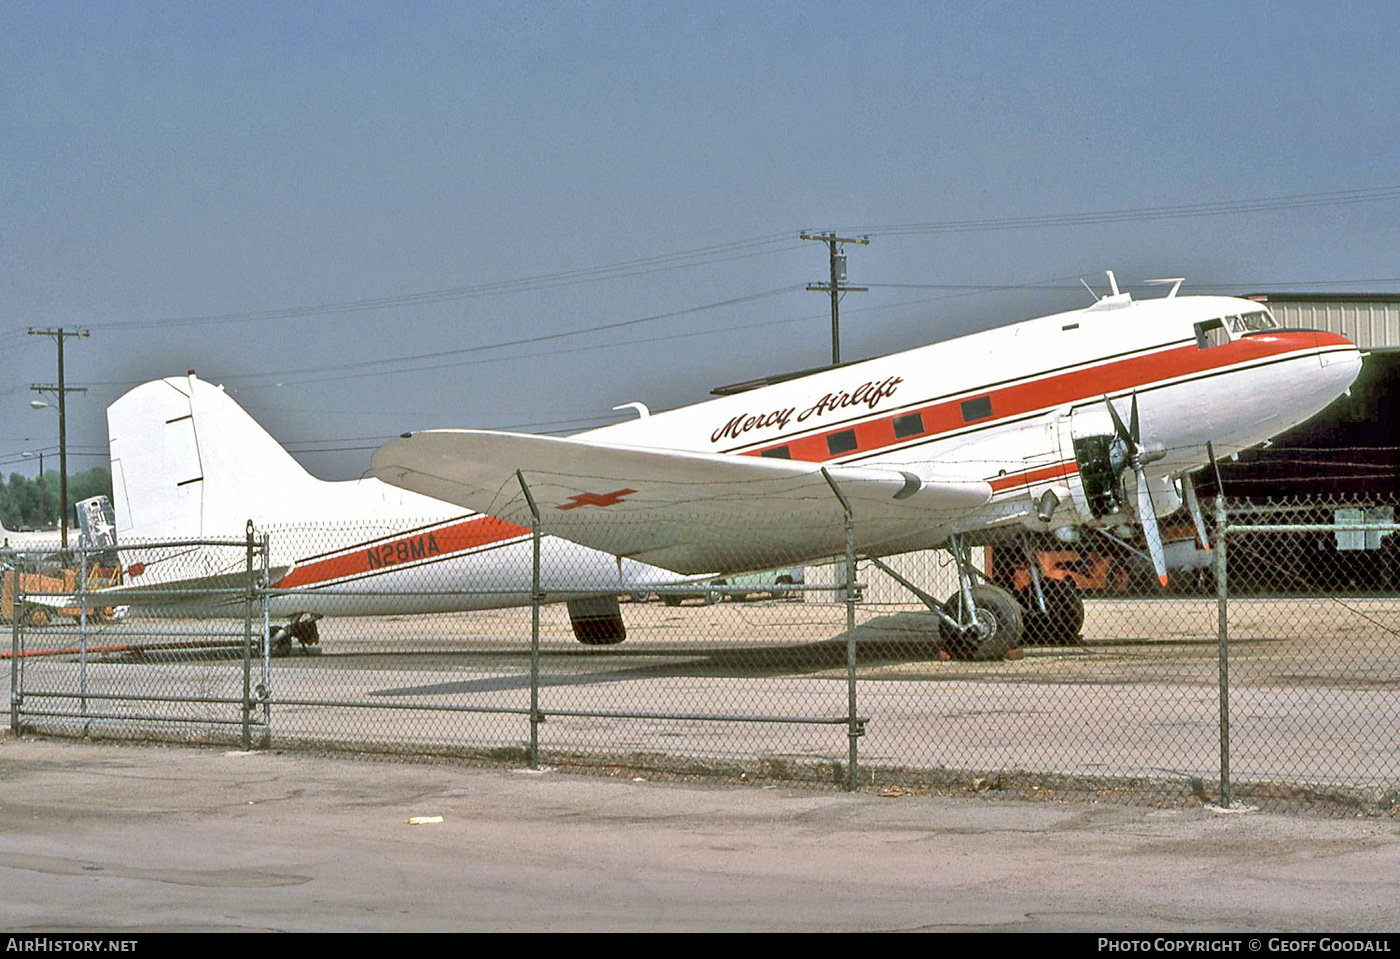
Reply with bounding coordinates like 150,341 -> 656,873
194,286 -> 801,388
77,234 -> 802,333
15,183 -> 1400,343
45,267 -> 1400,398
846,184 -> 1400,237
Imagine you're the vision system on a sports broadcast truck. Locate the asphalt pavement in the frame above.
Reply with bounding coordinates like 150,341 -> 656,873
1,737 -> 1398,933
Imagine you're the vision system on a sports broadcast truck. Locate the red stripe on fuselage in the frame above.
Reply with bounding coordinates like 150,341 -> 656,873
276,514 -> 531,588
988,461 -> 1079,493
740,331 -> 1346,466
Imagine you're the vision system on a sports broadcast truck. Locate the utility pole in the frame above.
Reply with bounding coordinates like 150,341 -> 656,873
29,327 -> 89,548
801,231 -> 869,365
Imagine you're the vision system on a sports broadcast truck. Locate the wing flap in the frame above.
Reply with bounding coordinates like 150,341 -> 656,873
372,431 -> 990,574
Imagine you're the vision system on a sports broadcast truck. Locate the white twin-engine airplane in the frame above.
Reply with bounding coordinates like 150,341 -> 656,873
108,275 -> 1360,659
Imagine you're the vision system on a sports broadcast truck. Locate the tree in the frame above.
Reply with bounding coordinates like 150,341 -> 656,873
0,467 -> 111,529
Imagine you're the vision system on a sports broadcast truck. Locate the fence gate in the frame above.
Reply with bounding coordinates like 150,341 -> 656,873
5,528 -> 270,749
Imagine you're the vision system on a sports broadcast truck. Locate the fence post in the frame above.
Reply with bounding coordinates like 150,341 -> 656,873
260,531 -> 272,732
78,546 -> 88,717
821,468 -> 861,792
1214,497 -> 1231,809
9,559 -> 21,734
242,520 -> 254,752
516,470 -> 543,770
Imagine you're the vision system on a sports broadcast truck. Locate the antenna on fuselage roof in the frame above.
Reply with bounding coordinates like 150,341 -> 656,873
1079,270 -> 1125,302
1083,270 -> 1134,312
1145,277 -> 1186,298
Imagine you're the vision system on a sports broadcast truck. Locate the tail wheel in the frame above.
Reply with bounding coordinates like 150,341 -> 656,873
940,584 -> 1024,661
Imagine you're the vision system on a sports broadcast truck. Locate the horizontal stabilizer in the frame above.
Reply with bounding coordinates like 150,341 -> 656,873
373,430 -> 990,574
100,566 -> 293,609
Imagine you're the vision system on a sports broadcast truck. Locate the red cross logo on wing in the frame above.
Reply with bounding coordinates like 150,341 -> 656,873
556,488 -> 638,511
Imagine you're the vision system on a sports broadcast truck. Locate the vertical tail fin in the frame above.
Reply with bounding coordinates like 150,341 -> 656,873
107,374 -> 323,539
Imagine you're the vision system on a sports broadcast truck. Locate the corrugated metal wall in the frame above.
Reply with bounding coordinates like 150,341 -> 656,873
1261,297 -> 1400,350
803,550 -> 961,604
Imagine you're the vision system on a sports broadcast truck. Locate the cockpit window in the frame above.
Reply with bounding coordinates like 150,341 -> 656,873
1230,310 -> 1277,333
1196,310 -> 1278,349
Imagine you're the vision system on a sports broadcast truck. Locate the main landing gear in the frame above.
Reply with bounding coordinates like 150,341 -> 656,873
1018,576 -> 1085,646
939,583 -> 1024,661
1013,539 -> 1085,646
269,612 -> 322,656
567,596 -> 627,645
867,535 -> 1026,661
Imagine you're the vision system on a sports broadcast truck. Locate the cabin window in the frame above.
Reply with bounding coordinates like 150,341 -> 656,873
893,412 -> 924,439
960,395 -> 992,422
826,430 -> 858,455
1195,318 -> 1229,349
760,446 -> 791,459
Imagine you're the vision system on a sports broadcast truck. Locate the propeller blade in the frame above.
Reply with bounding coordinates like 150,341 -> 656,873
1129,391 -> 1140,446
1182,472 -> 1211,554
1105,394 -> 1132,445
1136,468 -> 1168,587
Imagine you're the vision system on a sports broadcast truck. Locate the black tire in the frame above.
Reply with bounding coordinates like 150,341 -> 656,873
568,597 -> 627,645
940,584 -> 1024,660
574,624 -> 627,646
1019,578 -> 1085,646
662,595 -> 683,607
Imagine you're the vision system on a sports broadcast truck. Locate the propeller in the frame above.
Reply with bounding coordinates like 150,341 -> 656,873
1104,393 -> 1169,587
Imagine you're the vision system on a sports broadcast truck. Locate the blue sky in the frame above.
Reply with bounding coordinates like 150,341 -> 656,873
4,1 -> 1399,480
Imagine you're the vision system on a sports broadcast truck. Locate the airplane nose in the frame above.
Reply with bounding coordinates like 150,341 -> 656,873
1308,338 -> 1364,426
1314,331 -> 1363,390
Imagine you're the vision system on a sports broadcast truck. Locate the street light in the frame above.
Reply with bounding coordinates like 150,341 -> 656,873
19,451 -> 48,526
28,395 -> 82,547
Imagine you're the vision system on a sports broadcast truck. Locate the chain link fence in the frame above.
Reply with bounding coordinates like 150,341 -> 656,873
4,495 -> 1397,815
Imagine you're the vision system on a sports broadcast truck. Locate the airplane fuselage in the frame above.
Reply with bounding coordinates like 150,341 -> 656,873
107,285 -> 1362,626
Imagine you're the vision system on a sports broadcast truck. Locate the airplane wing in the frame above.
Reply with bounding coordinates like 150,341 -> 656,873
372,430 -> 991,574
